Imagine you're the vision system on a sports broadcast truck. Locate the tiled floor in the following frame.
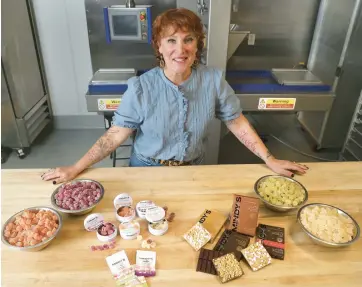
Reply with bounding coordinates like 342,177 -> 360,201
1,114 -> 341,170
1,128 -> 132,169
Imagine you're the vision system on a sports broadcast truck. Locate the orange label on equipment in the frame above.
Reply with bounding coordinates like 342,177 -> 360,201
258,98 -> 296,110
98,99 -> 121,111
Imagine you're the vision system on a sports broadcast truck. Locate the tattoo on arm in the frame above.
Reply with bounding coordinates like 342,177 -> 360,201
87,127 -> 124,165
228,118 -> 273,161
266,150 -> 273,160
234,130 -> 263,159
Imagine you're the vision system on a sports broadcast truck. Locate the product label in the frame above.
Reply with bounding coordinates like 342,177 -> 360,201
135,250 -> 156,277
258,98 -> 296,110
231,197 -> 242,232
98,99 -> 121,111
114,193 -> 133,209
145,206 -> 165,223
228,195 -> 260,236
106,250 -> 131,279
214,230 -> 250,256
197,209 -> 227,243
119,221 -> 140,239
84,213 -> 104,231
256,224 -> 285,260
136,201 -> 156,217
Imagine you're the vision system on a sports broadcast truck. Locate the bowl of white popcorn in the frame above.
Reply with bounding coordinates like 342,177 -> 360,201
254,175 -> 308,212
297,203 -> 360,247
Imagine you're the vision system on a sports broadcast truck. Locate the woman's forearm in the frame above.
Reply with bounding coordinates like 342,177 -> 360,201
226,114 -> 273,163
74,126 -> 134,172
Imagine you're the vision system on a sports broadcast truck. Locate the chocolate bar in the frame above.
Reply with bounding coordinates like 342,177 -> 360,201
196,248 -> 243,275
213,230 -> 250,260
197,209 -> 227,243
213,253 -> 244,283
183,222 -> 211,251
241,242 -> 272,271
196,248 -> 225,275
228,194 -> 260,236
256,224 -> 285,260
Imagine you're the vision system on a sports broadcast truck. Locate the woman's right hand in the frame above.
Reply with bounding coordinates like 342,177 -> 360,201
41,165 -> 81,184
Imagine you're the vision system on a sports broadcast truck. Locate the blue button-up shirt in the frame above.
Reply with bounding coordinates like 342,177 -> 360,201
113,65 -> 241,161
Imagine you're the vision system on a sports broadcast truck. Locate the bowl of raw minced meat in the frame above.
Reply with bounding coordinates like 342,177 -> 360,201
50,179 -> 105,216
1,207 -> 62,251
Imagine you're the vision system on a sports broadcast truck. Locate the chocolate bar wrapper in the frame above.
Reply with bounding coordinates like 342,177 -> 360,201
197,209 -> 227,243
228,194 -> 260,236
256,224 -> 285,260
214,230 -> 250,260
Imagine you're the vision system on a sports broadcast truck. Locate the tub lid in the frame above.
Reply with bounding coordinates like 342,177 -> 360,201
145,206 -> 165,223
84,213 -> 104,231
114,193 -> 133,209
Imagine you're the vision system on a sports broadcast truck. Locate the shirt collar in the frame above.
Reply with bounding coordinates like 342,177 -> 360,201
159,67 -> 195,91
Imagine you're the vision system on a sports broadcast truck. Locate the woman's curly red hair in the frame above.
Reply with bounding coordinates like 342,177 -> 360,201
152,8 -> 205,67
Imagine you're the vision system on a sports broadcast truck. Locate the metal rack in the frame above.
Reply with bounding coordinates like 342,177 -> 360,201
104,113 -> 134,167
340,91 -> 362,161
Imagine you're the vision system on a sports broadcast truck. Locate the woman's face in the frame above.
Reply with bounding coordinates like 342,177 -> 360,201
158,29 -> 198,74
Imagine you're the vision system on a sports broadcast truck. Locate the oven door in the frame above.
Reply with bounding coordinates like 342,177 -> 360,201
104,6 -> 152,43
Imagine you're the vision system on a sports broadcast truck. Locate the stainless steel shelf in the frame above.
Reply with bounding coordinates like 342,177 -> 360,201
271,69 -> 324,86
340,91 -> 362,161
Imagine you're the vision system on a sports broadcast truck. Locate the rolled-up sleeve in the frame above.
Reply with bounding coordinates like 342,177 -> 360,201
113,77 -> 144,129
215,70 -> 242,122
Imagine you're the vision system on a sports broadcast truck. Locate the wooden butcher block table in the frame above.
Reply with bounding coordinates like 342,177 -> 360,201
1,162 -> 362,287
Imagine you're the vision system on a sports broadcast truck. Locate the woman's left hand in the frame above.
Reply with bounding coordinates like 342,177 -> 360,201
265,158 -> 308,177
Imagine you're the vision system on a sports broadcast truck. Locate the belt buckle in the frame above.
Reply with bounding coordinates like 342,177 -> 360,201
157,159 -> 189,166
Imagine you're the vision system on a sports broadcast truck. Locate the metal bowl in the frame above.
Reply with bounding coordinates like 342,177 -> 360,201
254,175 -> 308,212
1,207 -> 62,252
50,179 -> 104,216
297,203 -> 360,247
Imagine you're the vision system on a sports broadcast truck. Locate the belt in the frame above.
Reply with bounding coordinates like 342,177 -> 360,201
151,158 -> 192,166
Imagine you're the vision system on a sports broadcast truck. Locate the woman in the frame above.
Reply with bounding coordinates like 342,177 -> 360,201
42,8 -> 307,184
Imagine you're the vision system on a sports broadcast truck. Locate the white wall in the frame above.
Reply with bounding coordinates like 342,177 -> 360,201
32,0 -> 93,117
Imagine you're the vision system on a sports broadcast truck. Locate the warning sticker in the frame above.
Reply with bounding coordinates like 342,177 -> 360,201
258,98 -> 296,110
97,99 -> 121,111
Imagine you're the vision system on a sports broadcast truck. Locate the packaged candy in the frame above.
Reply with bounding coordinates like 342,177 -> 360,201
106,250 -> 131,279
135,250 -> 156,277
197,209 -> 227,243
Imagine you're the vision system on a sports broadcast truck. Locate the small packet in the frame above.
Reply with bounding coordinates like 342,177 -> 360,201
135,250 -> 156,277
212,253 -> 244,283
183,222 -> 211,251
116,273 -> 136,287
106,250 -> 131,279
116,273 -> 148,287
197,209 -> 227,243
256,224 -> 285,260
213,230 -> 250,260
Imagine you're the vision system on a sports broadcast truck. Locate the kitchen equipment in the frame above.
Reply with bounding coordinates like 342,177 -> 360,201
103,5 -> 153,43
1,0 -> 52,159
